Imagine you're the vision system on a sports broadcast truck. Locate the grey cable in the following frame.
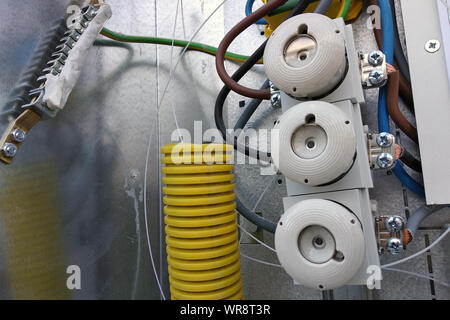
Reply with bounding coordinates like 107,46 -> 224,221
314,0 -> 333,14
382,226 -> 450,268
236,197 -> 277,233
405,205 -> 448,237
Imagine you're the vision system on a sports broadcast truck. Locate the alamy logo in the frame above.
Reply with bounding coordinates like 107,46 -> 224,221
366,265 -> 382,289
66,265 -> 81,290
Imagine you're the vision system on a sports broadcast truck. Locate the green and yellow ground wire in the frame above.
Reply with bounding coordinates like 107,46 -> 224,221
337,0 -> 351,19
100,28 -> 263,64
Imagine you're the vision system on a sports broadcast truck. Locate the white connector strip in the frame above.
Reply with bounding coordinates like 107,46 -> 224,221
43,4 -> 112,111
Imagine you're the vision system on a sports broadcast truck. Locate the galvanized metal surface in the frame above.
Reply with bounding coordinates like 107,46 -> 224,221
0,0 -> 448,300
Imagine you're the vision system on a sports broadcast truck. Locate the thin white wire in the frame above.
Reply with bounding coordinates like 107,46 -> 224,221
169,0 -> 183,141
240,252 -> 283,268
252,175 -> 276,211
156,0 -> 229,111
144,0 -> 230,301
237,224 -> 276,253
143,123 -> 166,300
381,226 -> 450,268
383,267 -> 450,287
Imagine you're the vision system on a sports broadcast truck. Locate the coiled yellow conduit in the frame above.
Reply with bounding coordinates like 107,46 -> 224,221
161,143 -> 244,300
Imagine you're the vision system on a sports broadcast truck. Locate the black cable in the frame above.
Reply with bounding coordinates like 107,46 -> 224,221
400,148 -> 422,173
215,0 -> 314,233
234,79 -> 270,130
389,0 -> 411,83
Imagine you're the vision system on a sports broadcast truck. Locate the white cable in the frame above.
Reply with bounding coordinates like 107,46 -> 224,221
145,0 -> 230,300
169,0 -> 183,141
381,226 -> 450,268
156,0 -> 229,111
252,175 -> 276,212
237,224 -> 276,253
240,252 -> 283,268
383,267 -> 450,287
143,124 -> 166,300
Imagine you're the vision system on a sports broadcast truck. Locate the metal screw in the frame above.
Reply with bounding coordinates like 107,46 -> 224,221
270,92 -> 281,109
11,128 -> 26,143
83,6 -> 98,21
376,132 -> 394,148
368,50 -> 384,66
377,152 -> 394,169
368,70 -> 386,86
385,216 -> 404,232
2,143 -> 18,158
425,39 -> 440,53
269,82 -> 281,109
386,237 -> 404,255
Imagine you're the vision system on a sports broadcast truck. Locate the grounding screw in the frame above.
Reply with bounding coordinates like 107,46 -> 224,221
2,143 -> 18,158
377,152 -> 394,169
376,132 -> 394,148
385,216 -> 404,233
368,70 -> 386,86
368,50 -> 384,66
11,128 -> 26,143
386,237 -> 404,255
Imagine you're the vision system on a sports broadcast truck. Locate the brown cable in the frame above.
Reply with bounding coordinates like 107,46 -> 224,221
369,0 -> 415,110
215,0 -> 288,100
387,68 -> 418,143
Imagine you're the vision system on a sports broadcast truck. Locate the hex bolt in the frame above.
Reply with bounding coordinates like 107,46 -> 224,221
2,143 -> 18,158
386,237 -> 404,255
377,152 -> 394,169
11,128 -> 26,143
368,70 -> 386,86
368,50 -> 384,66
385,216 -> 404,233
376,132 -> 394,148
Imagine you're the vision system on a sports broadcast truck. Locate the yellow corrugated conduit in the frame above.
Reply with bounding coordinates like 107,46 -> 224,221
161,143 -> 244,300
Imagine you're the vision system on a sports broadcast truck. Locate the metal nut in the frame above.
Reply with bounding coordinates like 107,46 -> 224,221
385,216 -> 404,233
11,128 -> 26,143
368,70 -> 386,86
368,50 -> 384,66
377,152 -> 394,169
386,237 -> 404,255
2,143 -> 18,158
376,132 -> 394,148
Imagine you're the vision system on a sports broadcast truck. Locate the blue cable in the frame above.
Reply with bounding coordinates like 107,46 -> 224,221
377,0 -> 425,198
246,0 -> 268,25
